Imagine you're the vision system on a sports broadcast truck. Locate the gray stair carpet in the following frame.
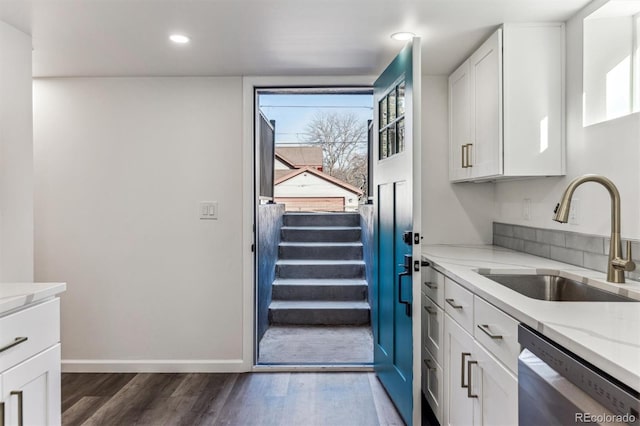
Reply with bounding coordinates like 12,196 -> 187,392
268,212 -> 370,326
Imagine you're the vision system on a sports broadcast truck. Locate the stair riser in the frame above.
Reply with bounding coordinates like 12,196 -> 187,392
272,285 -> 367,301
281,228 -> 361,242
269,308 -> 370,325
276,263 -> 364,279
279,245 -> 363,260
283,214 -> 360,227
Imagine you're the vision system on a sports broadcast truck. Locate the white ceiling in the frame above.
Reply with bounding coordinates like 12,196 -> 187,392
0,0 -> 592,77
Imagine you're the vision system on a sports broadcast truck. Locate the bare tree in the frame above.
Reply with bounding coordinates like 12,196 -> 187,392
303,111 -> 368,193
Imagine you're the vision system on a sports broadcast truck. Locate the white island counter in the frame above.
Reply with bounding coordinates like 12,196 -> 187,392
0,282 -> 66,315
0,282 -> 66,425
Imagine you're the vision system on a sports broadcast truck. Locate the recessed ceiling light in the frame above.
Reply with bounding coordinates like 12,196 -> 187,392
169,34 -> 190,44
390,32 -> 416,41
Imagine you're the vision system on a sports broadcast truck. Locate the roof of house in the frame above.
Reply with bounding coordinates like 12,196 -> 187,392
275,167 -> 363,196
275,169 -> 294,180
275,147 -> 323,169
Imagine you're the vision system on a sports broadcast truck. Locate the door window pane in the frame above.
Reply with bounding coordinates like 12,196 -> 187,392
397,118 -> 405,153
380,129 -> 388,159
380,97 -> 388,128
388,88 -> 397,122
388,124 -> 397,155
397,83 -> 406,116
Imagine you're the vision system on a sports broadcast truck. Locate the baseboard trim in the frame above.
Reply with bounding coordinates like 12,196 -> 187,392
62,359 -> 248,373
252,364 -> 374,372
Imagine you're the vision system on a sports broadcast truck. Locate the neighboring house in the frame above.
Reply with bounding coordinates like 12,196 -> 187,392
274,147 -> 363,212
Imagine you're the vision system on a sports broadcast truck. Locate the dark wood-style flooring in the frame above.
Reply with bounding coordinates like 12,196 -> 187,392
62,372 -> 405,426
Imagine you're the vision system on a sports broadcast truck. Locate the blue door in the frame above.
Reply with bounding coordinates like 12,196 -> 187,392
372,39 -> 421,425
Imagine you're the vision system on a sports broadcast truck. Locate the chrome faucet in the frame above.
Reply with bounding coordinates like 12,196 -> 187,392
553,174 -> 635,284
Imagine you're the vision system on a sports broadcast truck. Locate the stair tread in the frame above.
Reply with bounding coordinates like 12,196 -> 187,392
279,242 -> 362,247
276,259 -> 365,265
281,226 -> 361,230
269,300 -> 370,309
284,212 -> 359,216
273,278 -> 367,286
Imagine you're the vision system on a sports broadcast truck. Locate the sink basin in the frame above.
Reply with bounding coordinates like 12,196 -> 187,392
480,274 -> 638,302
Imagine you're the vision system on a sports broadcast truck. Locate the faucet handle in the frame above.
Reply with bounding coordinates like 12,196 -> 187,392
613,241 -> 636,272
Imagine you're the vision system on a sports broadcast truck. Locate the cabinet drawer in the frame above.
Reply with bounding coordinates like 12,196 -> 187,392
423,296 -> 444,365
422,266 -> 445,308
0,299 -> 60,372
422,347 -> 443,424
444,278 -> 474,333
473,296 -> 520,373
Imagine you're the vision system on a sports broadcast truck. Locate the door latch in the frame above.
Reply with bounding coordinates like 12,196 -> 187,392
402,231 -> 413,245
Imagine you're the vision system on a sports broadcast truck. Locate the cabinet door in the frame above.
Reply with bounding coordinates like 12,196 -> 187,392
443,314 -> 474,426
424,297 -> 444,365
2,344 -> 61,426
449,60 -> 472,182
469,29 -> 502,179
471,341 -> 518,426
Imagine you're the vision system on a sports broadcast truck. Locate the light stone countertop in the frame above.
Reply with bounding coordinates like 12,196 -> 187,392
0,282 -> 66,316
421,244 -> 640,392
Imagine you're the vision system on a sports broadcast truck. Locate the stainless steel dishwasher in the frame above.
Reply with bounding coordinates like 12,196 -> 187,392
518,324 -> 640,426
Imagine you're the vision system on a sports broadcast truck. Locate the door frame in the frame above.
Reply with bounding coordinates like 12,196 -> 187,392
241,76 -> 375,370
242,72 -> 421,422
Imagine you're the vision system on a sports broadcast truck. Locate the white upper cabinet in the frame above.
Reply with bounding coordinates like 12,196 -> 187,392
449,24 -> 565,182
449,60 -> 472,181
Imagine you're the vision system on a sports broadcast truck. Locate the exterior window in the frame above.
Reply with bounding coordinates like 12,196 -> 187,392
379,81 -> 406,159
583,1 -> 640,125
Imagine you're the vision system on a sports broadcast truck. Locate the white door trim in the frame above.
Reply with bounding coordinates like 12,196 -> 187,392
241,75 -> 375,370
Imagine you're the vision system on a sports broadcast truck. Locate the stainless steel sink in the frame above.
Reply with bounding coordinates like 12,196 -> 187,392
480,274 -> 639,302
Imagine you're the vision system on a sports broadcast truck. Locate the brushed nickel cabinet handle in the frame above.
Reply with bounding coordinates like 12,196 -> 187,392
446,298 -> 463,309
424,281 -> 437,289
461,352 -> 470,388
467,360 -> 478,398
466,143 -> 473,167
0,337 -> 28,353
477,324 -> 503,339
10,391 -> 23,426
424,306 -> 437,315
0,401 -> 4,426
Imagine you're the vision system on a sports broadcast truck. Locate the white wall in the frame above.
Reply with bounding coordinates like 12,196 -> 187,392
421,75 -> 494,244
0,22 -> 34,282
494,0 -> 640,240
34,77 -> 246,371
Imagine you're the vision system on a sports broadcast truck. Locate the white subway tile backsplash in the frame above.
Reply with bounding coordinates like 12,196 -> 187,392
493,222 -> 639,280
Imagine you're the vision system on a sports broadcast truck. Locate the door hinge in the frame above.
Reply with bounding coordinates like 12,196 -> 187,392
414,233 -> 421,245
251,244 -> 255,252
414,260 -> 420,272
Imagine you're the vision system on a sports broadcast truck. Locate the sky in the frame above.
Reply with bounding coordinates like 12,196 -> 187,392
258,93 -> 374,147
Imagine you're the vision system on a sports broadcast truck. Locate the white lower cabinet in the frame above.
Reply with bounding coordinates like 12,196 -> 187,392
471,341 -> 518,426
443,307 -> 518,426
0,298 -> 62,426
1,344 -> 61,426
444,314 -> 475,426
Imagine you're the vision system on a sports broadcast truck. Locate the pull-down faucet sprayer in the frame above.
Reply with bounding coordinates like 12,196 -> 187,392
553,174 -> 635,284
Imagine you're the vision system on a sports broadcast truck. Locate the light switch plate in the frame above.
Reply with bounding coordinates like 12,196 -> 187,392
200,201 -> 218,220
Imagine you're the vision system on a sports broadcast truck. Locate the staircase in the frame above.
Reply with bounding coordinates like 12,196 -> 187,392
269,212 -> 370,325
